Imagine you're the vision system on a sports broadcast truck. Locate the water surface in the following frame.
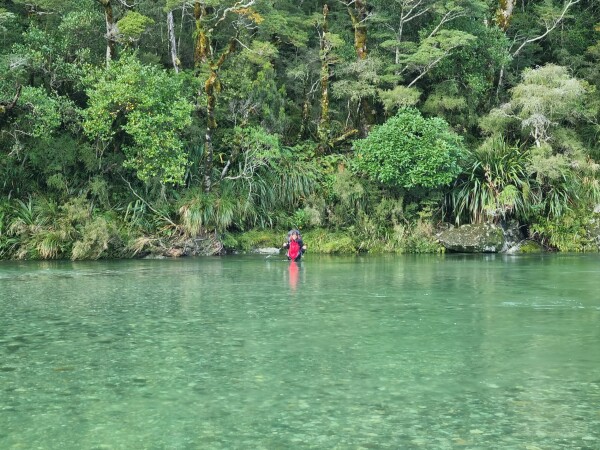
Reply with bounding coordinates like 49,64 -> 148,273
1,254 -> 600,449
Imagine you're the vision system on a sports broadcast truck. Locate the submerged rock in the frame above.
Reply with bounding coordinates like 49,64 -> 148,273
252,247 -> 281,255
505,240 -> 545,254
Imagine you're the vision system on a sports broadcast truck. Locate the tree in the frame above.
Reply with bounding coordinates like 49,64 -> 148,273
187,0 -> 262,192
82,55 -> 193,184
352,108 -> 464,189
482,64 -> 591,148
480,64 -> 599,220
495,0 -> 582,95
371,0 -> 484,114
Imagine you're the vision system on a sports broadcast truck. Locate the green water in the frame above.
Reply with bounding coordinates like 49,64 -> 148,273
1,254 -> 599,449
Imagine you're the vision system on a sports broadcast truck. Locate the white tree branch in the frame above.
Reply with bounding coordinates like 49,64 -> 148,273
511,0 -> 580,58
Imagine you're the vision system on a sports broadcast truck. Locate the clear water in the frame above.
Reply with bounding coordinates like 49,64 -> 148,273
1,254 -> 600,449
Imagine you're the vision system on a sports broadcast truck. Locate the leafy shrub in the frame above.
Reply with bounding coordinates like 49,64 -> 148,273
530,211 -> 596,252
352,108 -> 464,189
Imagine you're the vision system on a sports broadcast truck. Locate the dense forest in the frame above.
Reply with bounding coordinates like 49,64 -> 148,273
0,0 -> 599,259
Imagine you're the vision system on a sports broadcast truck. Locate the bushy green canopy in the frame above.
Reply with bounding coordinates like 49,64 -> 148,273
82,55 -> 193,185
351,108 -> 464,189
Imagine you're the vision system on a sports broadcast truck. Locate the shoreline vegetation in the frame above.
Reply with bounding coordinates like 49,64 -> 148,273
2,219 -> 600,261
1,2 -> 599,261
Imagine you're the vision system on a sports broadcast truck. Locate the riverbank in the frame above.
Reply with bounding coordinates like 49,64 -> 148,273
3,220 -> 600,261
222,227 -> 445,256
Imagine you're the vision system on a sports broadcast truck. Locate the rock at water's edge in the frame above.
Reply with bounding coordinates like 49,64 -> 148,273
437,223 -> 505,253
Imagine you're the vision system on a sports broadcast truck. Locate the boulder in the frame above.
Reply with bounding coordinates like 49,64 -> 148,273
438,223 -> 505,253
500,220 -> 525,252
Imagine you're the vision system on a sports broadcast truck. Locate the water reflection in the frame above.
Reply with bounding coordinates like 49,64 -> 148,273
288,261 -> 299,291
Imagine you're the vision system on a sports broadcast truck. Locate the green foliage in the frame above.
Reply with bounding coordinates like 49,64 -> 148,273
0,8 -> 17,37
177,144 -> 319,234
1,196 -> 124,260
352,108 -> 464,189
82,54 -> 193,184
228,229 -> 280,252
302,228 -> 358,254
387,221 -> 445,254
12,86 -> 65,139
399,29 -> 477,80
290,209 -> 310,230
332,57 -> 382,103
530,211 -> 597,252
378,86 -> 421,113
426,22 -> 510,129
422,82 -> 467,118
1,0 -> 599,257
221,126 -> 282,177
482,64 -> 592,147
477,64 -> 599,225
323,169 -> 372,229
117,12 -> 154,44
58,8 -> 102,56
447,137 -> 532,224
178,186 -> 241,234
518,240 -> 544,253
71,215 -> 119,260
219,64 -> 291,136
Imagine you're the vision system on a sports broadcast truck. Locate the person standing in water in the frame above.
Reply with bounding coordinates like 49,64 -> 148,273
283,229 -> 306,261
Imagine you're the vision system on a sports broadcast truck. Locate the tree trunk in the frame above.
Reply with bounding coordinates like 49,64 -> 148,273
347,0 -> 372,135
496,0 -> 515,31
98,0 -> 116,66
193,1 -> 256,191
194,1 -> 211,191
317,4 -> 331,147
202,39 -> 237,193
298,85 -> 311,141
203,71 -> 218,192
348,0 -> 368,60
194,1 -> 209,67
167,11 -> 180,73
0,84 -> 21,116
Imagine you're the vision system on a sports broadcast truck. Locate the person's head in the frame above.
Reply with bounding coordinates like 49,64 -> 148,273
290,231 -> 299,240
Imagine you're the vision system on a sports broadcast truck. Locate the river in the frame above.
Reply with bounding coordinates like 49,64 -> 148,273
1,254 -> 599,449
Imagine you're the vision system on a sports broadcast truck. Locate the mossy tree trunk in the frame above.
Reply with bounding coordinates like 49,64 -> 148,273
298,89 -> 310,140
193,1 -> 209,65
98,0 -> 116,66
317,4 -> 331,148
496,0 -> 515,31
202,39 -> 237,193
194,1 -> 245,193
345,0 -> 373,135
347,0 -> 368,60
